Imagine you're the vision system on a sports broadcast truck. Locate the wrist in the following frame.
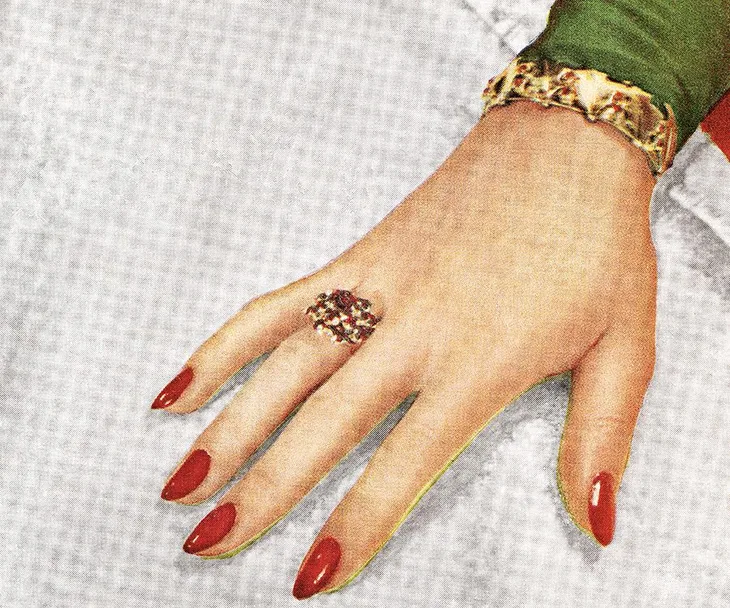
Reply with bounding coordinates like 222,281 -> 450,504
482,59 -> 676,176
479,102 -> 654,182
517,0 -> 730,149
454,102 -> 656,220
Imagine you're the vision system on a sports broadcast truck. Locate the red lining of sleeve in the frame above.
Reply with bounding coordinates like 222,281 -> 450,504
701,90 -> 730,162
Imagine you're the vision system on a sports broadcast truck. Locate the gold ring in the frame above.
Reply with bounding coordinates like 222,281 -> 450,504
306,289 -> 380,344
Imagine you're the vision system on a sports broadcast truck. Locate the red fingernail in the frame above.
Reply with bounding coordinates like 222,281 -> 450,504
588,471 -> 615,546
161,449 -> 211,501
293,537 -> 341,600
183,502 -> 237,554
151,367 -> 193,409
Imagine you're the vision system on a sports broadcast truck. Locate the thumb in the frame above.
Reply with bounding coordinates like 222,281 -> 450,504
557,322 -> 655,546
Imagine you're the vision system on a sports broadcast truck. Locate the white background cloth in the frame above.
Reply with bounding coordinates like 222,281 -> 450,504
1,1 -> 729,606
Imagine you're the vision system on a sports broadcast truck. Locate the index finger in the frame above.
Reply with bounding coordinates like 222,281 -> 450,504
149,266 -> 354,414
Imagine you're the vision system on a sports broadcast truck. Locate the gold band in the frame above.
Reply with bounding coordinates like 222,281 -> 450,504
481,59 -> 677,176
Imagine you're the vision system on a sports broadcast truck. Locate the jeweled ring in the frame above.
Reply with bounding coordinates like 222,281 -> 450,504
306,289 -> 380,344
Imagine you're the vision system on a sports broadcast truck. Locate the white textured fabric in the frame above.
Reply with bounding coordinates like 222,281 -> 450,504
1,1 -> 729,606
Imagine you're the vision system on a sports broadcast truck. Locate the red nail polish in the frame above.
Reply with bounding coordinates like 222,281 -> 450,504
161,449 -> 211,501
151,367 -> 193,409
293,537 -> 341,600
588,471 -> 615,546
183,502 -> 237,554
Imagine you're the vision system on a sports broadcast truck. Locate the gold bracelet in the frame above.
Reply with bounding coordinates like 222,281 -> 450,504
481,58 -> 677,176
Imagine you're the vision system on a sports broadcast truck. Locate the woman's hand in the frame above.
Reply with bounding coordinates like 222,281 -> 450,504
153,102 -> 657,598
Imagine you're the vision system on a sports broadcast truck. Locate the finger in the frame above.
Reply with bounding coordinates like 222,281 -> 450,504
557,321 -> 655,546
181,321 -> 419,558
150,265 -> 356,414
292,367 -> 530,599
161,325 -> 359,504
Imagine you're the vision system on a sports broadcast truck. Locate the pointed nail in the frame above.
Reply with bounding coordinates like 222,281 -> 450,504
161,449 -> 211,501
151,367 -> 193,409
293,537 -> 341,599
183,502 -> 237,554
588,471 -> 615,546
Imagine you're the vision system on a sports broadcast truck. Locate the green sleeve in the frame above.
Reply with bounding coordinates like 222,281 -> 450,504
518,0 -> 730,149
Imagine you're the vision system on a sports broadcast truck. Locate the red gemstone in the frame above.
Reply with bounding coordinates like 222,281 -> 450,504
334,290 -> 355,309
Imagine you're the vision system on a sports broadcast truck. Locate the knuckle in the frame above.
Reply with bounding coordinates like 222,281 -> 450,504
374,430 -> 412,468
269,335 -> 316,374
242,466 -> 281,499
237,292 -> 267,316
588,412 -> 638,439
272,335 -> 305,360
377,414 -> 444,466
407,414 -> 442,443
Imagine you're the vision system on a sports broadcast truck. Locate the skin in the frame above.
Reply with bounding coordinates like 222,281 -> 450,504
160,102 -> 658,591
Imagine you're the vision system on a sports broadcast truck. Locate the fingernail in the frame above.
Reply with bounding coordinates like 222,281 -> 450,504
151,366 -> 193,409
183,502 -> 237,554
161,449 -> 211,501
588,471 -> 615,546
293,537 -> 341,600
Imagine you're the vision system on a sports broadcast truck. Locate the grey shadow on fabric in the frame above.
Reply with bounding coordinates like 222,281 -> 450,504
651,136 -> 730,304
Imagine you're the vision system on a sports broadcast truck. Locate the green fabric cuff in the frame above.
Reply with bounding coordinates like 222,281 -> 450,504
518,0 -> 730,149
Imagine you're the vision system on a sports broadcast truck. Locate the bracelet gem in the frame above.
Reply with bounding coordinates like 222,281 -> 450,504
481,59 -> 678,176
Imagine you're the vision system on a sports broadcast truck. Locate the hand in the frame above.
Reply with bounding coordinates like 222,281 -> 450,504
153,102 -> 657,598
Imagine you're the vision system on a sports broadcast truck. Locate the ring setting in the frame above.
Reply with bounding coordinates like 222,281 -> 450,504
306,289 -> 380,344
